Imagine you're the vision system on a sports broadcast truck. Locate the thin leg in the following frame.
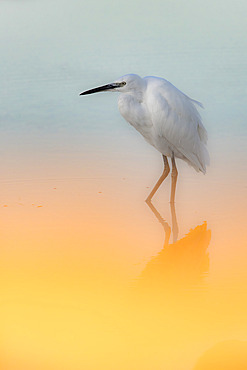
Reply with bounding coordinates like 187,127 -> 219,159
146,155 -> 170,202
170,201 -> 178,242
146,199 -> 171,246
170,152 -> 178,204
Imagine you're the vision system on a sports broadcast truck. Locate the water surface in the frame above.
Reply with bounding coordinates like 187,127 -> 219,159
1,1 -> 247,369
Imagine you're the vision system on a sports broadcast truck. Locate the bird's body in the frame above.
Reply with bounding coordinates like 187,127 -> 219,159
118,75 -> 209,173
80,74 -> 209,202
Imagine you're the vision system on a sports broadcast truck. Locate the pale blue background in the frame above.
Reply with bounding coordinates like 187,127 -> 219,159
0,0 -> 246,178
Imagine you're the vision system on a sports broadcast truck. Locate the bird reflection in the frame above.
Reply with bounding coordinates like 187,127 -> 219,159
146,199 -> 178,243
138,200 -> 211,292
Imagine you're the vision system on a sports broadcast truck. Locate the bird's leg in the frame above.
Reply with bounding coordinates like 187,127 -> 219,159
146,155 -> 170,202
146,199 -> 171,246
170,153 -> 178,204
170,201 -> 178,242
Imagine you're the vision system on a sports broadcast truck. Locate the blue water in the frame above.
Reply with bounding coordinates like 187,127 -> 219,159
1,0 -> 246,132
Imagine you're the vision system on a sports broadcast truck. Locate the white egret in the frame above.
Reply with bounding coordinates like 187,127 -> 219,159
80,74 -> 209,203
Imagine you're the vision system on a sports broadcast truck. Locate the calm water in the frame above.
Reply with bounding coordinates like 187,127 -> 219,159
1,1 -> 247,369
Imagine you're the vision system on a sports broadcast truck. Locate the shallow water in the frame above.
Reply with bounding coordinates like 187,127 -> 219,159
1,1 -> 247,369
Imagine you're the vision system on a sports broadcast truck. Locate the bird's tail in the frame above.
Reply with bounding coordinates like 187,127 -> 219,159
180,141 -> 210,174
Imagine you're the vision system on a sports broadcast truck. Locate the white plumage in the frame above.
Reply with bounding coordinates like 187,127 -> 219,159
80,73 -> 209,202
117,74 -> 209,173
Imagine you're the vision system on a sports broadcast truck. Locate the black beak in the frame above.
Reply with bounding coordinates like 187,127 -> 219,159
80,83 -> 119,96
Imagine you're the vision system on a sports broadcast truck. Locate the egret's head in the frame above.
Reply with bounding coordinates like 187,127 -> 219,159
80,74 -> 145,96
113,74 -> 145,93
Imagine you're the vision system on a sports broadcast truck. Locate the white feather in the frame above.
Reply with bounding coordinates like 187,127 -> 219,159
117,74 -> 209,173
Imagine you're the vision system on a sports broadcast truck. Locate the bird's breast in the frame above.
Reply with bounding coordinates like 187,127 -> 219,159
118,94 -> 152,135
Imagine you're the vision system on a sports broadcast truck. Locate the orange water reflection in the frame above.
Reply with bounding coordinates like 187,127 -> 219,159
1,175 -> 247,369
138,201 -> 211,293
194,340 -> 247,370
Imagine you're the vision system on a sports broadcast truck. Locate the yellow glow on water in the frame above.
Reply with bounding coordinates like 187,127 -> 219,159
194,341 -> 247,370
1,0 -> 247,367
1,170 -> 247,370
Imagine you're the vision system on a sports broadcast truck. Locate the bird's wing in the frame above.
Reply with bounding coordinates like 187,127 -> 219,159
146,79 -> 209,172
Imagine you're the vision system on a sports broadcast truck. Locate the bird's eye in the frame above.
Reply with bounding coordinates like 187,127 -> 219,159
120,81 -> 126,86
